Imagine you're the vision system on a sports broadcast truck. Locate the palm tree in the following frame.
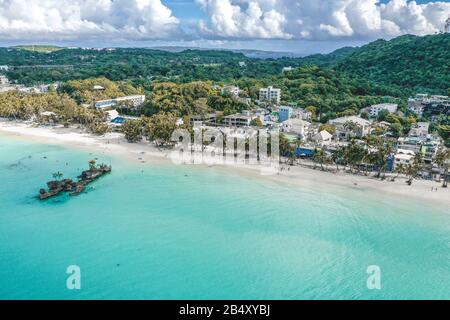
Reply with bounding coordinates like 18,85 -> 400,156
343,121 -> 361,139
52,171 -> 63,181
89,160 -> 97,171
434,147 -> 450,188
405,153 -> 424,186
392,164 -> 404,181
331,146 -> 345,171
294,135 -> 303,149
312,148 -> 330,171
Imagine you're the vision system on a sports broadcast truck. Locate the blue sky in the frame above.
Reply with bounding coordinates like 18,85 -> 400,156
0,0 -> 448,54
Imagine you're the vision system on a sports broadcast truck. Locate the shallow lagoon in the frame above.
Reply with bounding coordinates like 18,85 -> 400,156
0,134 -> 449,299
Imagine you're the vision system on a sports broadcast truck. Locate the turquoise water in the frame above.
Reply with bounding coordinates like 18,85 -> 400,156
0,133 -> 449,300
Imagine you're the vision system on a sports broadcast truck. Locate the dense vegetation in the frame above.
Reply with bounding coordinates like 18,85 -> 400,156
336,34 -> 450,95
1,33 -> 448,97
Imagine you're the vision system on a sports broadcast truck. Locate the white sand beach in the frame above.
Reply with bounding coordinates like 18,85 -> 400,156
1,119 -> 449,207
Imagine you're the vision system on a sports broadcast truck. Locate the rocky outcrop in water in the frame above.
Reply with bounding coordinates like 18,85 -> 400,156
39,162 -> 111,200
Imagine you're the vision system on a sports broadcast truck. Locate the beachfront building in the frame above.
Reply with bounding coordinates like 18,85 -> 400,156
259,86 -> 281,105
369,103 -> 398,118
397,134 -> 442,164
312,130 -> 333,147
278,106 -> 293,122
397,136 -> 423,153
280,119 -> 311,139
0,65 -> 8,71
189,113 -> 220,126
328,116 -> 372,140
421,137 -> 442,164
224,111 -> 262,127
95,95 -> 146,110
105,109 -> 120,121
394,149 -> 415,169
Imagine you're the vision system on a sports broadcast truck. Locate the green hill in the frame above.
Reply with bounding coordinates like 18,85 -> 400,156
335,34 -> 450,95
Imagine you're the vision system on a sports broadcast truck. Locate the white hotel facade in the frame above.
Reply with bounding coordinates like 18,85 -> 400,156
95,95 -> 146,109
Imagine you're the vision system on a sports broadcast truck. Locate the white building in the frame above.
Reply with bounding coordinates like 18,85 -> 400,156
328,116 -> 372,140
292,108 -> 312,121
0,65 -> 8,71
282,66 -> 294,73
369,103 -> 398,117
312,130 -> 333,147
105,109 -> 119,121
259,86 -> 281,105
394,149 -> 415,169
224,111 -> 261,127
95,95 -> 146,109
221,86 -> 241,97
409,122 -> 430,138
280,119 -> 311,138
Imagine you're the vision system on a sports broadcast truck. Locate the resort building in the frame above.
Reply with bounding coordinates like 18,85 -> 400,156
421,138 -> 442,164
259,86 -> 281,105
394,149 -> 415,169
189,113 -> 220,126
397,137 -> 423,153
369,103 -> 398,117
328,116 -> 372,140
105,109 -> 119,121
224,111 -> 261,127
95,95 -> 146,110
280,119 -> 311,138
312,130 -> 333,147
278,106 -> 293,122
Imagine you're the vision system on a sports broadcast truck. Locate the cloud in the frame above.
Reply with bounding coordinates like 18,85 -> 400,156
0,0 -> 182,41
196,0 -> 450,40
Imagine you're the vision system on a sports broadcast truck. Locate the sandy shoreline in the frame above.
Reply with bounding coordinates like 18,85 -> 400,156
1,119 -> 449,208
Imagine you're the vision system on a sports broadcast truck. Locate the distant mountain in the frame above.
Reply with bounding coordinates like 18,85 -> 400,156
151,46 -> 302,59
335,34 -> 450,95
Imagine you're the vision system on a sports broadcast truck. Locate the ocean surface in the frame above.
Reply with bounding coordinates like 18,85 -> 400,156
0,133 -> 449,300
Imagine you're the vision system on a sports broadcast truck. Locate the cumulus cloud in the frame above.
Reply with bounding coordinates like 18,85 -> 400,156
0,0 -> 182,41
196,0 -> 450,40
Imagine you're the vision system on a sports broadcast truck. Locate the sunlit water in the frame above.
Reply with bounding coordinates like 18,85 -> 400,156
0,133 -> 449,299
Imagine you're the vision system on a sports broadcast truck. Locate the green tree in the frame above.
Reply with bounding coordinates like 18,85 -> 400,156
143,112 -> 178,147
121,119 -> 143,143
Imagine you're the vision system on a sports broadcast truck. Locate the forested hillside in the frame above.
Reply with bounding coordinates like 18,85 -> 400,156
0,34 -> 449,97
336,34 -> 450,95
